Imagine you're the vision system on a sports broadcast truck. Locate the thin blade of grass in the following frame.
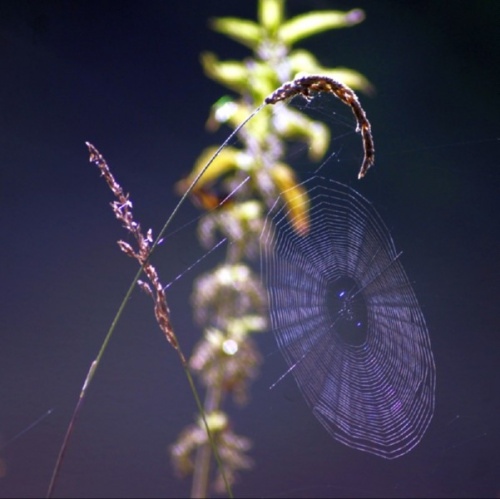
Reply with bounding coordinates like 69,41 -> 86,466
47,104 -> 264,498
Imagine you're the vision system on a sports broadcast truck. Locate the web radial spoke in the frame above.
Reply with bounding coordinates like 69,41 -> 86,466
260,176 -> 436,459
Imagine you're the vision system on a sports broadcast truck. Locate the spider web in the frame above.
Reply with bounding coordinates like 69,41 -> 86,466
260,175 -> 436,459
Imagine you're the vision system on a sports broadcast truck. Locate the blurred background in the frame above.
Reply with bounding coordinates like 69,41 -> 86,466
1,1 -> 499,497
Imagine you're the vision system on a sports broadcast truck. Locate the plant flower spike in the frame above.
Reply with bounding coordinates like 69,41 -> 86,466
172,1 -> 374,496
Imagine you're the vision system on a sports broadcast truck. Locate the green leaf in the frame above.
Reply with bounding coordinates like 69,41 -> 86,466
271,104 -> 329,161
320,68 -> 375,95
288,50 -> 374,94
288,49 -> 324,74
279,9 -> 365,45
177,146 -> 241,193
268,162 -> 310,236
201,52 -> 249,92
258,0 -> 284,34
210,17 -> 262,49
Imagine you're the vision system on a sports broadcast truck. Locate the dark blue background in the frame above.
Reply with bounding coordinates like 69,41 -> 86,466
1,1 -> 499,497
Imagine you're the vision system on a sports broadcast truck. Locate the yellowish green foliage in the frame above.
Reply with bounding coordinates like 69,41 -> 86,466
171,1 -> 370,496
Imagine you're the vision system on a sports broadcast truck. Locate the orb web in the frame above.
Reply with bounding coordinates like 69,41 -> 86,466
260,176 -> 436,459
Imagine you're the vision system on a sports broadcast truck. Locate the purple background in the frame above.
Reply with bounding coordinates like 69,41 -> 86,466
1,1 -> 499,497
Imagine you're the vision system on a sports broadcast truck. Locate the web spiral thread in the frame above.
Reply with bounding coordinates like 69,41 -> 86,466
260,176 -> 435,459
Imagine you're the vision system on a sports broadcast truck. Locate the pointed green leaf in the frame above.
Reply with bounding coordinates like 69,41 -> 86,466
210,17 -> 262,49
201,52 -> 249,92
268,163 -> 310,236
288,49 -> 323,74
258,0 -> 284,34
271,105 -> 329,161
288,50 -> 374,94
177,146 -> 241,194
321,68 -> 375,95
279,9 -> 365,45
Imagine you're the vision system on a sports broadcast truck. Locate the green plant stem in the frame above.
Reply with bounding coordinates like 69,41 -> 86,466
47,133 -> 266,497
184,368 -> 231,499
46,284 -> 232,498
191,384 -> 224,498
46,268 -> 140,498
